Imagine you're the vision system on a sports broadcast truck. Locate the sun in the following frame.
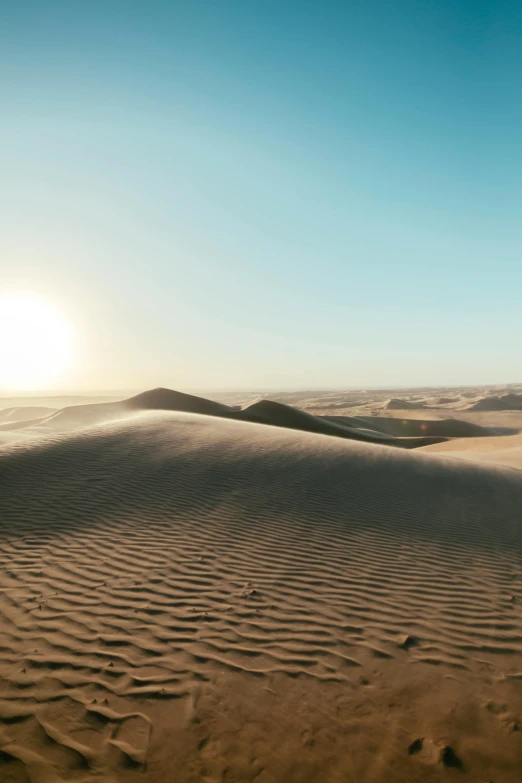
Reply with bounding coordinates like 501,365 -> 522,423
0,291 -> 73,391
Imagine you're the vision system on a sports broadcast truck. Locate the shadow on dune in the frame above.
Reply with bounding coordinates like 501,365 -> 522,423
466,393 -> 522,411
380,398 -> 426,410
327,415 -> 511,439
122,389 -> 514,448
1,387 -> 514,449
113,389 -> 450,448
1,410 -> 522,554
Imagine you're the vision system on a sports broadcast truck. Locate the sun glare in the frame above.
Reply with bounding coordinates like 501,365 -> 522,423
0,292 -> 73,391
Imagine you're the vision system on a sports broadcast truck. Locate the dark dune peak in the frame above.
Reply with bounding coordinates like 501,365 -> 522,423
28,388 -> 232,432
467,393 -> 522,411
232,399 -> 446,448
115,390 -> 447,448
238,399 -> 336,428
125,387 -> 231,415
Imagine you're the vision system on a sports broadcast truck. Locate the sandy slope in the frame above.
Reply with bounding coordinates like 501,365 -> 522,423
421,431 -> 522,470
1,409 -> 522,782
466,393 -> 522,411
0,388 -> 452,449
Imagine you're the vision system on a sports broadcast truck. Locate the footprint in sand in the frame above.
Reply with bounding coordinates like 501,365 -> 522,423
408,737 -> 464,769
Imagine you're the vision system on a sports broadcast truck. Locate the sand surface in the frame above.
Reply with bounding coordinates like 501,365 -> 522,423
1,386 -> 522,782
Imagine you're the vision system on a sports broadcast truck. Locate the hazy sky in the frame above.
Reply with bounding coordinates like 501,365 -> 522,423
1,0 -> 521,391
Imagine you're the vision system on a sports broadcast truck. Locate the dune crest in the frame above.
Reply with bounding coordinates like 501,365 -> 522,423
466,393 -> 522,411
1,386 -> 510,449
381,397 -> 425,409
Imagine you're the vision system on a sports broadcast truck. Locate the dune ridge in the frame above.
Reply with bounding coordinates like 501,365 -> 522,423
466,393 -> 522,411
381,398 -> 426,410
0,386 -> 508,449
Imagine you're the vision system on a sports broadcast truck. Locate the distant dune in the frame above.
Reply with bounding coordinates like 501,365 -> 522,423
0,387 -> 450,448
0,405 -> 56,423
422,396 -> 459,405
1,388 -> 522,781
381,397 -> 425,410
466,393 -> 522,411
329,414 -> 494,439
126,387 -> 232,415
2,387 -> 519,452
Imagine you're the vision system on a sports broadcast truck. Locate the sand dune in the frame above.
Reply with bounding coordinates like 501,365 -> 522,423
466,393 -> 522,411
291,385 -> 522,418
1,408 -> 522,782
423,396 -> 458,405
381,397 -> 425,410
234,399 -> 445,447
0,406 -> 56,423
126,387 -> 233,415
327,414 -> 495,439
0,389 -> 231,440
0,387 -> 451,448
0,387 -> 485,449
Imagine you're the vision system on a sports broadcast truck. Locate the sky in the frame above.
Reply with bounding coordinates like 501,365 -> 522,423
1,0 -> 521,392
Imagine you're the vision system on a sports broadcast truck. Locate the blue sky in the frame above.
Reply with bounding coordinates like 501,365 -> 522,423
1,0 -> 521,390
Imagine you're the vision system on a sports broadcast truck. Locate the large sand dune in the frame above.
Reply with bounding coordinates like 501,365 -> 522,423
1,399 -> 522,782
0,387 -> 506,449
465,393 -> 522,412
